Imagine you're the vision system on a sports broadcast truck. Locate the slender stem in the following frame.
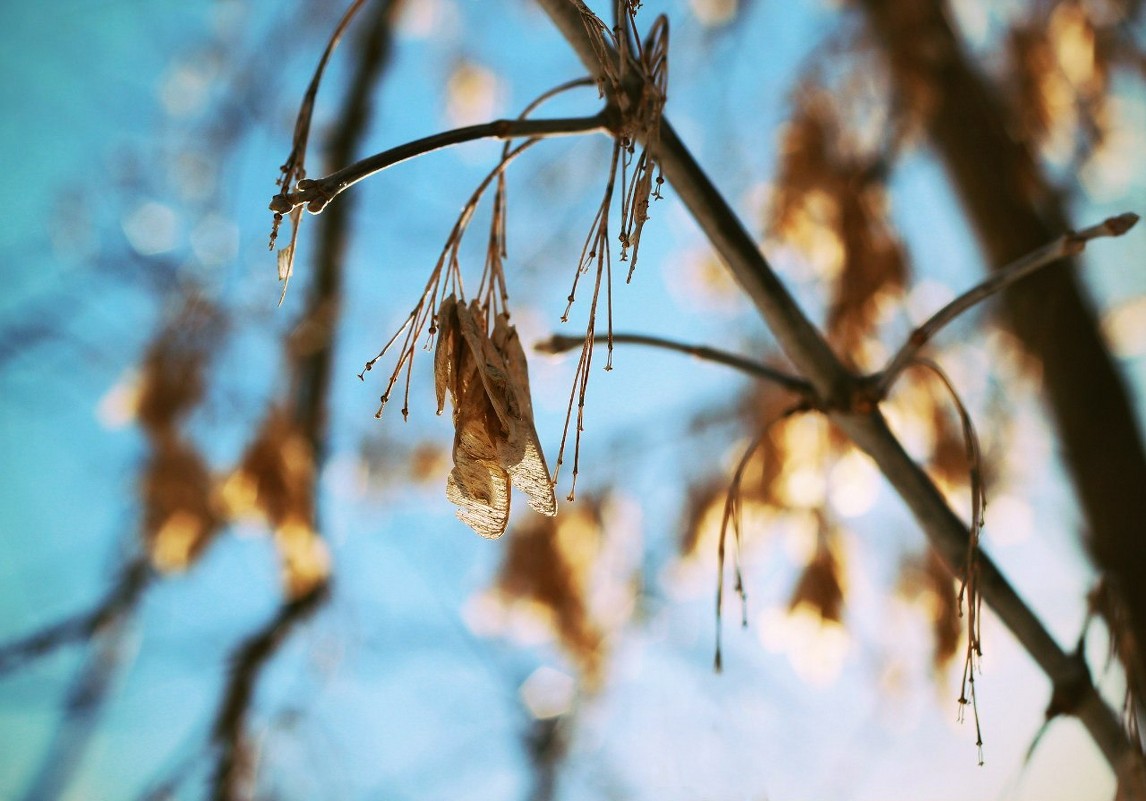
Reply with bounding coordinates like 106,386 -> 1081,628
877,212 -> 1140,396
536,332 -> 811,393
271,112 -> 612,215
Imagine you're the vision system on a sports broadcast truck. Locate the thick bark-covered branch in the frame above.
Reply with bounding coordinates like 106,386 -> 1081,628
534,0 -> 1132,770
858,0 -> 1146,716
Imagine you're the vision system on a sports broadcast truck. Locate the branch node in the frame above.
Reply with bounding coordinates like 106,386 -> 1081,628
1045,650 -> 1093,720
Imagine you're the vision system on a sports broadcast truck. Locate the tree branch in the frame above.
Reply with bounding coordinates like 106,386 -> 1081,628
877,212 -> 1140,395
213,4 -> 399,798
211,584 -> 329,801
858,0 -> 1146,743
0,555 -> 151,675
533,0 -> 1132,769
536,331 -> 811,393
271,113 -> 612,215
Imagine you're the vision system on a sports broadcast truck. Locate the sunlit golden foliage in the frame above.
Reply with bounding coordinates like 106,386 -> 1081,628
768,88 -> 907,363
897,549 -> 962,673
679,314 -> 981,681
136,298 -> 223,573
486,498 -> 635,687
788,517 -> 845,624
1007,0 -> 1112,162
135,309 -> 215,434
221,407 -> 330,598
143,440 -> 219,572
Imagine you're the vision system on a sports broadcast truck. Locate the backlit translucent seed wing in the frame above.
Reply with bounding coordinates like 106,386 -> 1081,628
446,347 -> 511,538
493,314 -> 557,517
440,298 -> 555,535
446,448 -> 511,538
455,299 -> 519,425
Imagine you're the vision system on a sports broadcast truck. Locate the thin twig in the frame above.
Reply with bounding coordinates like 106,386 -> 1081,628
0,555 -> 151,675
534,0 -> 1132,771
271,113 -> 612,215
715,403 -> 808,672
18,608 -> 134,801
536,332 -> 811,393
910,357 -> 986,762
211,584 -> 329,801
876,212 -> 1140,396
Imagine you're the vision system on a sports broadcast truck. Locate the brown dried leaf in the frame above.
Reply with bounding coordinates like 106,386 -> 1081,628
434,294 -> 459,415
789,532 -> 844,624
1009,25 -> 1060,145
493,313 -> 557,517
136,300 -> 220,433
227,408 -> 314,527
768,90 -> 907,361
494,502 -> 609,686
223,407 -> 327,597
438,295 -> 556,536
142,437 -> 220,572
898,549 -> 961,672
275,517 -> 330,598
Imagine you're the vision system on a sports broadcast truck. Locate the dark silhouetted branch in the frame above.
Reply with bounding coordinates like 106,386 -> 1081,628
210,583 -> 330,801
212,3 -> 400,798
271,113 -> 611,215
0,555 -> 151,675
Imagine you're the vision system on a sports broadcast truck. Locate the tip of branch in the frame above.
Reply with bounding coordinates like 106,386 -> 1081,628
1107,212 -> 1140,237
534,335 -> 578,355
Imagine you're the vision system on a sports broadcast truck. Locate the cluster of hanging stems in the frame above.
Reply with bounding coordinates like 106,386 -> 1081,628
267,0 -> 667,521
344,6 -> 668,504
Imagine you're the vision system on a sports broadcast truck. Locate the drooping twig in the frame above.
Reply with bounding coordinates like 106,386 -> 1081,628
860,3 -> 1146,746
536,331 -> 811,393
715,403 -> 807,672
876,212 -> 1140,396
910,357 -> 986,763
359,138 -> 541,421
271,113 -> 612,216
534,0 -> 1132,770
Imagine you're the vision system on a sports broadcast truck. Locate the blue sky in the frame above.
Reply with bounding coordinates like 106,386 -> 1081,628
1,1 -> 1143,799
